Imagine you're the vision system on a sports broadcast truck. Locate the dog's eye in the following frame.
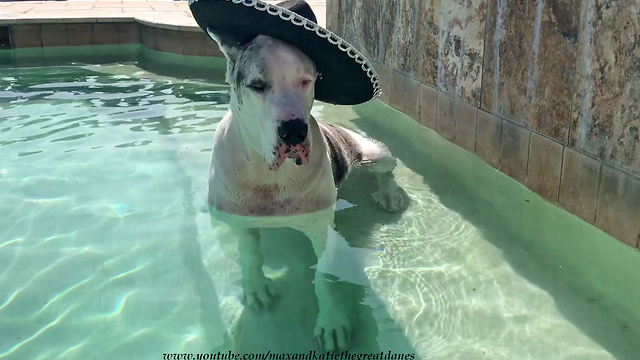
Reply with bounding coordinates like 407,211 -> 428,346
301,79 -> 313,87
247,81 -> 268,93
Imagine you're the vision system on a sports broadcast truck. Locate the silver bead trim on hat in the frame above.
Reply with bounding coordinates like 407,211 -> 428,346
188,0 -> 382,99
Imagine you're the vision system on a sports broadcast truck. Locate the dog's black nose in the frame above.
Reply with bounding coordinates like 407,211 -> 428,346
278,119 -> 308,146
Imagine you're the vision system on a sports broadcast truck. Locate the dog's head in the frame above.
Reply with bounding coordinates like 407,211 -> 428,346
208,30 -> 317,171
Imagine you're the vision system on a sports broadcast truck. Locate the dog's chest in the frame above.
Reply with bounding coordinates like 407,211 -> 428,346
211,167 -> 335,216
208,117 -> 338,217
214,187 -> 332,216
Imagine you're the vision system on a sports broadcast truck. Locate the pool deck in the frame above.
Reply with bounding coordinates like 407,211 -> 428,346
0,0 -> 327,29
0,1 -> 326,60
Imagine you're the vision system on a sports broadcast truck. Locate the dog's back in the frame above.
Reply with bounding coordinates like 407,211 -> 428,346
317,121 -> 364,188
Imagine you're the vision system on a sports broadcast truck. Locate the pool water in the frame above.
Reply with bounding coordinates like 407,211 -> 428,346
1,64 -> 639,360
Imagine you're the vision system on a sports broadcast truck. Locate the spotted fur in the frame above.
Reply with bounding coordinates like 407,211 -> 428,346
318,122 -> 363,187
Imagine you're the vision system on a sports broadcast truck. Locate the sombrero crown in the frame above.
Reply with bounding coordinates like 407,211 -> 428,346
188,0 -> 381,105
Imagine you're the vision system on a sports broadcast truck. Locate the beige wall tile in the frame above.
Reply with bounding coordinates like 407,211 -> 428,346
377,64 -> 391,105
403,76 -> 421,122
559,148 -> 601,223
139,24 -> 153,50
93,23 -> 118,45
41,24 -> 68,47
436,91 -> 456,142
526,133 -> 564,202
182,31 -> 206,57
67,23 -> 93,46
161,29 -> 183,55
117,23 -> 140,44
475,110 -> 502,169
595,167 -> 640,248
500,121 -> 531,185
14,25 -> 42,48
454,99 -> 478,154
419,84 -> 437,130
389,70 -> 405,111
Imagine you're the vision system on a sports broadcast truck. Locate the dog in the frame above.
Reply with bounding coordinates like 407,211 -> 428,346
205,30 -> 404,352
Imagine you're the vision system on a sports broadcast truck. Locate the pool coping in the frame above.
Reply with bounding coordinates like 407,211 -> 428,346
0,1 -> 325,62
0,9 -> 203,32
0,1 -> 326,32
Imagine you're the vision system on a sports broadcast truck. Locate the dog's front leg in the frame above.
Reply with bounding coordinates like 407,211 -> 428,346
301,224 -> 352,352
233,227 -> 277,308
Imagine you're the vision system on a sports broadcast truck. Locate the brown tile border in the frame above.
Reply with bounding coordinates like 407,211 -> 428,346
526,133 -> 564,203
158,28 -> 182,54
67,23 -> 93,46
475,110 -> 502,169
500,120 -> 531,185
389,69 -> 406,112
453,99 -> 478,154
93,23 -> 119,45
41,24 -> 68,47
559,148 -> 601,224
595,166 -> 640,248
436,91 -> 456,142
376,63 -> 392,105
181,31 -> 206,57
117,22 -> 139,45
13,24 -> 42,48
403,76 -> 421,122
419,84 -> 437,130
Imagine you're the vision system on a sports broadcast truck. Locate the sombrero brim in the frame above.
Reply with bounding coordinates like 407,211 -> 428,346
188,0 -> 381,105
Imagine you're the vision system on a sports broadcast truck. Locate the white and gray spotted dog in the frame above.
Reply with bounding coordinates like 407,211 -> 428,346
205,30 -> 404,351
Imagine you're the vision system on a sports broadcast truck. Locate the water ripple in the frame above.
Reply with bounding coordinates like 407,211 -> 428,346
0,307 -> 73,358
0,66 -> 228,158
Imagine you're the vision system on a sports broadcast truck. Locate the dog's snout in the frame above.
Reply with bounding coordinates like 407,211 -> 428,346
278,119 -> 308,146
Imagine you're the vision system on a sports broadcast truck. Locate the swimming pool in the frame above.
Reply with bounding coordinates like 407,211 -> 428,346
1,63 -> 639,360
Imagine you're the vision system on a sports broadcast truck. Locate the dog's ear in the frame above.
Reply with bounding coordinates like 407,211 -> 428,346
206,27 -> 241,63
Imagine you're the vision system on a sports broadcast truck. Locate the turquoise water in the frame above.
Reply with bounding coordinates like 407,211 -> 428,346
1,64 -> 640,360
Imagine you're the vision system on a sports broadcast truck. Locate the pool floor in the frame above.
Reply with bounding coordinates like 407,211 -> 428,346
0,64 -> 639,360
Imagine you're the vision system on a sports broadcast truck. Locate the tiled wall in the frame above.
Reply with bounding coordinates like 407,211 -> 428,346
327,0 -> 640,250
6,21 -> 223,58
138,25 -> 222,57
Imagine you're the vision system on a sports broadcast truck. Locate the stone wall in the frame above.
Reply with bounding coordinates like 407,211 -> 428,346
327,0 -> 640,249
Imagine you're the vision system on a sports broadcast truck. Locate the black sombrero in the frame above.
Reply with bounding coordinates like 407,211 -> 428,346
188,0 -> 381,105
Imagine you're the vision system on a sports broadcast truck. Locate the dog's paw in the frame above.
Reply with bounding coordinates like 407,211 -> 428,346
242,275 -> 277,308
371,186 -> 404,213
314,306 -> 352,352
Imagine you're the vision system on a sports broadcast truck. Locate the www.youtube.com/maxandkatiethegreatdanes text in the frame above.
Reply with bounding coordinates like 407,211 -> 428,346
162,351 -> 416,360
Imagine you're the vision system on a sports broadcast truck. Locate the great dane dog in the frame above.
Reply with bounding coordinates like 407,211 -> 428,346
205,31 -> 404,351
